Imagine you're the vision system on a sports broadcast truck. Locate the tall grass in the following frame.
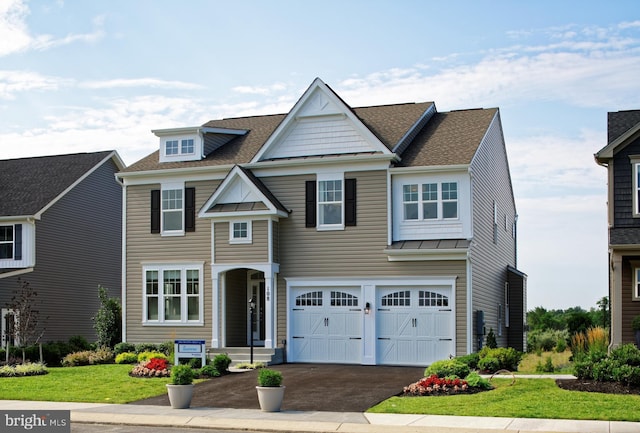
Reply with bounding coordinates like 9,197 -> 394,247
571,326 -> 609,358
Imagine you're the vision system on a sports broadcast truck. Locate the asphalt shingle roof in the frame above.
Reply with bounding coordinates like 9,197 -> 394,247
0,151 -> 114,217
608,110 -> 640,144
122,103 -> 497,173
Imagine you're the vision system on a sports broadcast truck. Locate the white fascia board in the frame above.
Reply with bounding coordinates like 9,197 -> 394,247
383,248 -> 469,261
0,216 -> 35,223
152,126 -> 248,136
200,210 -> 288,220
285,276 -> 457,286
596,123 -> 640,161
389,164 -> 470,175
116,164 -> 233,185
245,153 -> 396,177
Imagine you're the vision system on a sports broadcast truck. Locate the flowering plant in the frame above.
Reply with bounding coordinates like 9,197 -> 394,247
403,374 -> 469,396
130,357 -> 170,378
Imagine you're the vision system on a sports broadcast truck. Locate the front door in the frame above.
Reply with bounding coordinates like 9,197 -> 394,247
247,271 -> 265,346
1,309 -> 17,348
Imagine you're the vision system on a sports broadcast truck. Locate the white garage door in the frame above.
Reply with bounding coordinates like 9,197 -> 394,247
377,287 -> 454,366
290,288 -> 362,363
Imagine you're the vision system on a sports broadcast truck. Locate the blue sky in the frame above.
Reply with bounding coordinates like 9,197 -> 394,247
2,0 -> 640,310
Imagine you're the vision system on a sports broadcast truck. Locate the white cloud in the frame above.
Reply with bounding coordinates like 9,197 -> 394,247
232,82 -> 288,96
0,0 -> 104,57
80,78 -> 204,90
0,69 -> 68,99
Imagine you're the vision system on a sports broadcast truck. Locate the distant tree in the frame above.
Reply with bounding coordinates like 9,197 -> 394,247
527,307 -> 565,331
565,309 -> 593,336
6,278 -> 46,363
591,296 -> 610,329
92,286 -> 122,348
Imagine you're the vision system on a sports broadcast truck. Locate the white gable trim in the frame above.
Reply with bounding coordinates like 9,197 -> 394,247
198,166 -> 288,219
251,78 -> 391,163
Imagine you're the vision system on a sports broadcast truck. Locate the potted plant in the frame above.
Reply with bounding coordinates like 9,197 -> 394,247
256,368 -> 285,412
166,364 -> 195,409
632,315 -> 640,349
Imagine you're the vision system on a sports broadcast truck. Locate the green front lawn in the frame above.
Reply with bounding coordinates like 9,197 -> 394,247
0,364 -> 172,404
369,378 -> 640,422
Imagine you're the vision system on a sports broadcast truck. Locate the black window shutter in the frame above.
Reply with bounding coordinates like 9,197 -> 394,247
14,224 -> 22,260
185,187 -> 196,232
305,181 -> 316,228
150,190 -> 160,233
345,178 -> 356,226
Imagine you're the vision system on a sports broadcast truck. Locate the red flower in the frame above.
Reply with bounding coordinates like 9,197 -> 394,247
145,357 -> 169,371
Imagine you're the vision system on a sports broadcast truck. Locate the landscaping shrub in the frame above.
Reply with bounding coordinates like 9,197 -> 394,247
477,356 -> 500,373
403,374 -> 469,396
454,353 -> 480,370
425,359 -> 470,379
68,335 -> 91,352
115,352 -> 138,364
92,285 -> 122,348
61,348 -> 114,367
188,357 -> 203,369
114,342 -> 136,355
0,362 -> 48,377
463,372 -> 492,390
171,364 -> 195,385
257,368 -> 282,387
135,343 -> 159,354
536,356 -> 555,373
573,344 -> 640,386
137,351 -> 169,363
212,353 -> 232,373
199,364 -> 221,378
158,341 -> 174,357
485,328 -> 497,349
478,347 -> 522,372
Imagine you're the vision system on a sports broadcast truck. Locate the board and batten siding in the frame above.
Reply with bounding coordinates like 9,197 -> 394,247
262,169 -> 468,355
468,111 -> 518,350
0,158 -> 122,343
213,220 -> 269,263
124,180 -> 219,343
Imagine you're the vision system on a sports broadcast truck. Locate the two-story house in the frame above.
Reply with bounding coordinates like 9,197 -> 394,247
0,151 -> 124,347
117,78 -> 526,366
595,109 -> 640,349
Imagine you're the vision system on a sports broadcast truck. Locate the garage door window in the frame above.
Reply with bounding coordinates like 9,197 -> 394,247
381,290 -> 411,306
295,291 -> 323,306
331,291 -> 358,306
419,290 -> 449,307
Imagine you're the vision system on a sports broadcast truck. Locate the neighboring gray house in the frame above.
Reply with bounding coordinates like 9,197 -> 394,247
0,151 -> 124,346
595,110 -> 640,349
117,78 -> 526,366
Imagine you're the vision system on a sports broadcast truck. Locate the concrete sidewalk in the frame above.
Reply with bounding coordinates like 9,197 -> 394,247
1,400 -> 638,433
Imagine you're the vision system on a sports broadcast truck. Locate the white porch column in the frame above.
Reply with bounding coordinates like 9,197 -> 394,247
264,273 -> 275,349
211,270 -> 220,348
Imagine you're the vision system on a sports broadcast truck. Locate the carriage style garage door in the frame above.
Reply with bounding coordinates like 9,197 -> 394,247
290,288 -> 363,363
376,287 -> 454,366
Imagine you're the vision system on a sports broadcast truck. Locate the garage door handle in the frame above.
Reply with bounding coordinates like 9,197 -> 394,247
349,308 -> 361,311
378,308 -> 390,312
377,338 -> 391,340
439,338 -> 453,341
349,337 -> 362,340
439,309 -> 452,312
292,336 -> 304,339
292,308 -> 305,311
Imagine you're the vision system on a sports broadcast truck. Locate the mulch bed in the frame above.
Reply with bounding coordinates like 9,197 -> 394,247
556,379 -> 640,395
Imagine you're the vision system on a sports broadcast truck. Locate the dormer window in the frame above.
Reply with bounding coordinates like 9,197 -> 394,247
153,126 -> 249,163
166,140 -> 179,156
181,139 -> 194,154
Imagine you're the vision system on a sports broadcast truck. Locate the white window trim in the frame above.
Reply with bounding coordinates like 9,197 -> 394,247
181,138 -> 195,155
401,182 -> 459,222
229,220 -> 252,244
633,264 -> 640,301
632,158 -> 640,218
142,262 -> 204,325
0,224 -> 15,260
317,172 -> 344,231
161,181 -> 185,236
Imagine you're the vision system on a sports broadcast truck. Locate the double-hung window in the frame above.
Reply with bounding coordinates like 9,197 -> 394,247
144,263 -> 203,324
318,179 -> 343,226
635,267 -> 640,300
633,161 -> 640,217
402,182 -> 458,221
165,140 -> 179,156
181,139 -> 194,154
162,188 -> 183,233
0,226 -> 14,259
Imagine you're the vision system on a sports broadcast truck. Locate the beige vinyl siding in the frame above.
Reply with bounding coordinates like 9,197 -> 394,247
214,220 -> 269,263
468,111 -> 517,350
263,170 -> 468,355
124,180 -> 218,343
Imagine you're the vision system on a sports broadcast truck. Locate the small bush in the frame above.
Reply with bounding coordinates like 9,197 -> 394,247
68,335 -> 91,352
130,358 -> 170,378
158,341 -> 174,356
477,356 -> 500,373
258,368 -> 282,387
0,362 -> 48,377
235,362 -> 265,369
455,353 -> 480,370
137,351 -> 169,363
115,352 -> 138,364
464,371 -> 492,390
535,356 -> 555,373
425,359 -> 470,379
135,343 -> 159,354
555,338 -> 567,353
199,364 -> 221,378
114,342 -> 136,355
91,347 -> 115,364
212,353 -> 232,373
479,347 -> 522,371
62,351 -> 93,367
188,358 -> 203,369
485,328 -> 497,349
171,364 -> 195,385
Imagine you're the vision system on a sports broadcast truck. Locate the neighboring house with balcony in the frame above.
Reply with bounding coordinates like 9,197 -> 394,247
0,151 -> 124,347
117,78 -> 526,366
595,109 -> 640,349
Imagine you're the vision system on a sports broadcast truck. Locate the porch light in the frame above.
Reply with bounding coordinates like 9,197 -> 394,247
364,302 -> 371,315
